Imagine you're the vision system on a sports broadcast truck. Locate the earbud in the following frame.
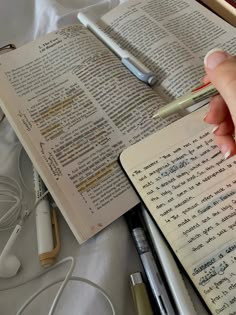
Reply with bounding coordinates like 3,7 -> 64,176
0,224 -> 22,278
0,254 -> 21,278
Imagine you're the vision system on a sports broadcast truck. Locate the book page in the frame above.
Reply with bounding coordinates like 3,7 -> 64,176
120,107 -> 236,314
101,0 -> 236,101
0,25 -> 177,242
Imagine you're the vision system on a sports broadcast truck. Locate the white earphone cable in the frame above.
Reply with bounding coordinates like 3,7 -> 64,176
17,276 -> 116,315
0,146 -> 116,315
0,256 -> 116,315
0,175 -> 23,230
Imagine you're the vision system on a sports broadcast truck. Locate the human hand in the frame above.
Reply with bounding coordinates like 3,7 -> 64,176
203,48 -> 236,159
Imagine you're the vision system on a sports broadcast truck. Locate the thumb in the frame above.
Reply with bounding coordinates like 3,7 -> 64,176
204,49 -> 236,125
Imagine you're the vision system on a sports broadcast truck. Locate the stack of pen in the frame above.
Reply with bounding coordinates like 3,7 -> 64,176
126,205 -> 197,315
125,207 -> 176,315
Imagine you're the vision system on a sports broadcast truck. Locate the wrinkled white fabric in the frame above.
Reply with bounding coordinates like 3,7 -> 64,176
0,1 -> 142,314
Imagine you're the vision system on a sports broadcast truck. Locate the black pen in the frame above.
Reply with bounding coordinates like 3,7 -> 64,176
125,208 -> 176,315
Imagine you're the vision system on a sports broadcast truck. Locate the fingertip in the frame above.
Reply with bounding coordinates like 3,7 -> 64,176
214,135 -> 236,159
212,114 -> 234,136
211,125 -> 219,134
203,50 -> 236,128
224,150 -> 231,160
202,75 -> 210,84
204,48 -> 225,64
204,48 -> 228,70
219,144 -> 232,160
203,95 -> 228,124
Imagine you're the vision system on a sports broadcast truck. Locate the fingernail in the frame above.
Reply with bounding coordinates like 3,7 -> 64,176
203,106 -> 210,120
219,144 -> 231,159
212,125 -> 219,134
224,151 -> 231,159
204,48 -> 228,70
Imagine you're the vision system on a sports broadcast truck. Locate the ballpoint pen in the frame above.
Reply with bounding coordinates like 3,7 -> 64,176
77,12 -> 157,85
152,82 -> 218,118
125,208 -> 176,315
33,168 -> 60,267
130,272 -> 153,315
141,205 -> 197,315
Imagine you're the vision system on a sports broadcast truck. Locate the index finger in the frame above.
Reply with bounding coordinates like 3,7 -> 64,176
204,50 -> 236,128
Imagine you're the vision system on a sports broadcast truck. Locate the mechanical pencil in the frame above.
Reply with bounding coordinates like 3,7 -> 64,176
152,82 -> 218,119
77,12 -> 157,85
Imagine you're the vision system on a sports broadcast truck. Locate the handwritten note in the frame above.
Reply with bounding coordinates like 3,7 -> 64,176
128,127 -> 236,314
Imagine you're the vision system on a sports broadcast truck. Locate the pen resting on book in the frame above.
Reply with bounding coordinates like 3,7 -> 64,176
77,12 -> 157,85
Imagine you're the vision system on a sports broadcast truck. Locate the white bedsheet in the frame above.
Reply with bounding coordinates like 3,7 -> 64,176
0,1 -> 142,314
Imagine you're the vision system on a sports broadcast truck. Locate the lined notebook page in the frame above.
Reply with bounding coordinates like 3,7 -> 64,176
120,107 -> 236,314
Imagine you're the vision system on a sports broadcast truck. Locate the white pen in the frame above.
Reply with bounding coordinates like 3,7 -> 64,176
33,168 -> 58,267
141,205 -> 197,315
77,12 -> 157,85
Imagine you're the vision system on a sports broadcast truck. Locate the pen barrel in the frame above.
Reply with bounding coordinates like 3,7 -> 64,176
157,97 -> 193,118
134,284 -> 153,315
132,228 -> 175,315
142,207 -> 197,315
78,12 -> 126,57
33,168 -> 53,255
35,200 -> 54,254
132,282 -> 153,315
141,252 -> 172,315
156,84 -> 218,118
132,227 -> 150,254
33,167 -> 47,202
78,13 -> 156,85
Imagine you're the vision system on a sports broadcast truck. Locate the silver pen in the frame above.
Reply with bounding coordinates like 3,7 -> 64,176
126,209 -> 176,315
141,206 -> 197,315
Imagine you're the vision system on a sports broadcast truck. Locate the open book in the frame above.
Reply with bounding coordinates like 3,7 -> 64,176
0,0 -> 235,243
120,107 -> 236,315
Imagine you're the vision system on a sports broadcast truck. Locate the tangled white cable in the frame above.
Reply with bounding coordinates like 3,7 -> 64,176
0,152 -> 116,314
0,174 -> 49,279
0,256 -> 116,315
0,175 -> 23,231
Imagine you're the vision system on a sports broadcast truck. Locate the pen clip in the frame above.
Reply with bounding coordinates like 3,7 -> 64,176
39,207 -> 60,267
122,57 -> 157,86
